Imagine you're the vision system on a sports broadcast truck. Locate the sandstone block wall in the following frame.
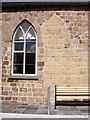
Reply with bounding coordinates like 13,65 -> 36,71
0,12 -> 2,104
2,10 -> 89,105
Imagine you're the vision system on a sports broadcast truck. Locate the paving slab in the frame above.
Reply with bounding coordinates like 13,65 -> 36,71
23,109 -> 37,114
2,104 -> 12,113
50,110 -> 58,115
37,105 -> 48,114
0,104 -> 2,112
23,105 -> 39,114
12,103 -> 28,113
50,106 -> 58,115
77,106 -> 90,115
18,104 -> 28,109
57,106 -> 81,115
13,108 -> 25,113
37,105 -> 58,115
6,106 -> 17,113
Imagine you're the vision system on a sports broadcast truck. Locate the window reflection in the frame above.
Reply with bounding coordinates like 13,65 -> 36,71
26,42 -> 36,53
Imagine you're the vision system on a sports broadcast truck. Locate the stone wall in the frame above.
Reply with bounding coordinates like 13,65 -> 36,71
2,10 -> 89,105
0,12 -> 2,104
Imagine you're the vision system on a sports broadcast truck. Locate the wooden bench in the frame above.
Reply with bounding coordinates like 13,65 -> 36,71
55,85 -> 90,109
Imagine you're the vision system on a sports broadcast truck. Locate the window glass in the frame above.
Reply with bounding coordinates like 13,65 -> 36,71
26,28 -> 36,41
13,53 -> 23,74
25,64 -> 35,74
25,53 -> 35,74
25,53 -> 35,64
26,42 -> 36,53
15,27 -> 24,41
14,43 -> 24,51
21,21 -> 30,33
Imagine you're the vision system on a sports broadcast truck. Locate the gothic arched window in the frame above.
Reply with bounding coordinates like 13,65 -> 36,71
12,20 -> 37,75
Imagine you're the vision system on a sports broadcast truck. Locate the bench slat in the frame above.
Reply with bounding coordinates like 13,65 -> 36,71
55,86 -> 89,109
56,90 -> 90,93
56,96 -> 89,99
55,101 -> 90,106
56,89 -> 89,91
56,94 -> 90,96
56,87 -> 89,88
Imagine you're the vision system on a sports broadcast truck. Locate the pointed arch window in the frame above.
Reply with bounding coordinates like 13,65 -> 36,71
12,20 -> 37,75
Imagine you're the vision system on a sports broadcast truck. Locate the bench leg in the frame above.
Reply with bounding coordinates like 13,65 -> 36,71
54,105 -> 56,109
55,85 -> 57,109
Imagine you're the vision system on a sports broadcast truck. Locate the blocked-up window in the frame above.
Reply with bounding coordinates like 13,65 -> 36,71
12,20 -> 37,75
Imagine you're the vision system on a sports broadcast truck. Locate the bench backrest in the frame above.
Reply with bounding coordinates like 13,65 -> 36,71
55,86 -> 90,100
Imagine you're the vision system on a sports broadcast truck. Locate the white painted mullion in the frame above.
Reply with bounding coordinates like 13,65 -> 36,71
12,37 -> 14,75
32,27 -> 37,75
23,34 -> 26,74
36,36 -> 37,75
12,28 -> 18,75
14,41 -> 24,43
20,26 -> 24,35
17,26 -> 25,74
26,26 -> 32,36
35,34 -> 37,75
13,51 -> 24,53
21,26 -> 31,75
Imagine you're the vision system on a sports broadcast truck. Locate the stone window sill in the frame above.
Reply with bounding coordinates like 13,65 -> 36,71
8,75 -> 38,80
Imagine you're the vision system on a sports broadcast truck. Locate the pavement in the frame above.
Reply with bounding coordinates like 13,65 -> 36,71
0,102 -> 90,120
1,118 -> 90,120
1,103 -> 90,116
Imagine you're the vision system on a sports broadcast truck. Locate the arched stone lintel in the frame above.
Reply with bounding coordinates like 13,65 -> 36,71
6,13 -> 42,43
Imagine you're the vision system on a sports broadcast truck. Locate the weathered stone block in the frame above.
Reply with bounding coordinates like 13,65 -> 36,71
12,87 -> 18,93
20,88 -> 27,92
37,62 -> 44,66
7,79 -> 15,82
5,97 -> 11,100
2,91 -> 8,95
10,83 -> 16,86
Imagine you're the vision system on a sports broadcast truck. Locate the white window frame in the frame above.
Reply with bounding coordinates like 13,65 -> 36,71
11,21 -> 37,76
